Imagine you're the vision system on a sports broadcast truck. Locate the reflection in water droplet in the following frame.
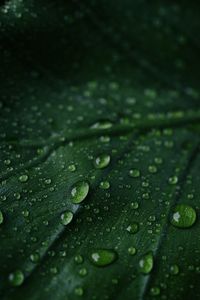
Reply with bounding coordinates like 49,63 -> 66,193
90,249 -> 117,267
71,181 -> 89,204
171,204 -> 196,228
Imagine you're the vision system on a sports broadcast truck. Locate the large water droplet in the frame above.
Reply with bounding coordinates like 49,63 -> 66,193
171,204 -> 196,228
94,154 -> 110,169
60,211 -> 73,225
71,181 -> 89,204
90,249 -> 117,267
8,270 -> 24,286
139,253 -> 154,274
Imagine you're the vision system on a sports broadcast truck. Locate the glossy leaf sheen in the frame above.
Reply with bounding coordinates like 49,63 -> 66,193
0,1 -> 200,300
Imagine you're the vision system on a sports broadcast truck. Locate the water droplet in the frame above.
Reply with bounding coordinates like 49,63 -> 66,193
99,181 -> 110,189
91,120 -> 113,129
94,154 -> 110,169
171,204 -> 196,228
154,157 -> 163,165
148,165 -> 157,174
139,253 -> 154,274
74,287 -> 84,296
128,247 -> 137,255
71,181 -> 89,204
22,210 -> 29,217
130,202 -> 139,209
30,253 -> 40,263
60,211 -> 73,225
90,249 -> 117,267
150,286 -> 160,296
168,176 -> 178,185
170,264 -> 179,275
126,223 -> 139,234
68,164 -> 76,172
129,169 -> 140,178
8,270 -> 24,286
44,178 -> 52,185
4,159 -> 11,165
99,135 -> 110,143
0,210 -> 4,225
18,174 -> 29,183
79,268 -> 87,277
74,255 -> 84,264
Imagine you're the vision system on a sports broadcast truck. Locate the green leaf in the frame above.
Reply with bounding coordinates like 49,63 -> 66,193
0,1 -> 200,300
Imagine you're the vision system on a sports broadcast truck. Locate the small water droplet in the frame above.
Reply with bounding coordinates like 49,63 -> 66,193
44,178 -> 52,185
0,210 -> 4,225
94,154 -> 110,169
60,211 -> 73,225
129,169 -> 140,178
79,268 -> 87,277
126,223 -> 139,234
90,249 -> 117,267
91,120 -> 113,129
74,287 -> 84,296
8,270 -> 24,286
68,164 -> 76,172
99,181 -> 110,189
30,253 -> 40,263
171,204 -> 196,228
74,255 -> 84,264
148,165 -> 157,174
71,181 -> 89,204
18,174 -> 29,183
150,286 -> 160,296
139,253 -> 154,274
168,176 -> 178,185
170,264 -> 179,275
128,247 -> 137,255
